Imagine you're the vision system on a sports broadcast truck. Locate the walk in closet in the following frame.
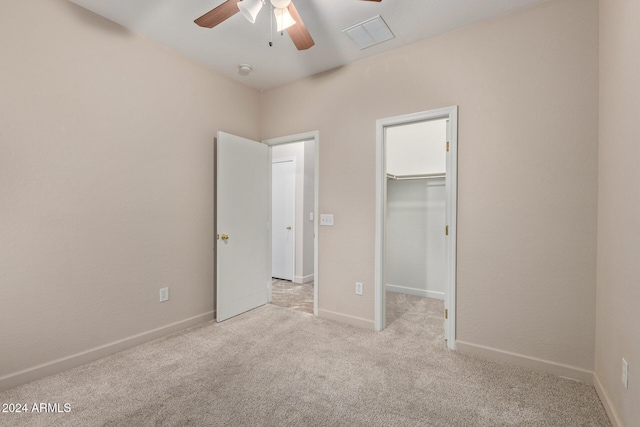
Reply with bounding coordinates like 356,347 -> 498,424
385,119 -> 447,301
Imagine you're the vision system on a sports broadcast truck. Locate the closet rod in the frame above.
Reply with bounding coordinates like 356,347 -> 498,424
386,173 -> 446,181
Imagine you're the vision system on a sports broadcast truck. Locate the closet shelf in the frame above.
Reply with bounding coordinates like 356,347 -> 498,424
386,173 -> 445,181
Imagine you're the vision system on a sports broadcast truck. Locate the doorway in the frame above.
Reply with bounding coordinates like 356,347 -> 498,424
214,131 -> 319,322
264,132 -> 320,316
374,107 -> 457,349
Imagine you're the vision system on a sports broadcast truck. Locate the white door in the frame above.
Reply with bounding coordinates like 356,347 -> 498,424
271,159 -> 295,281
216,132 -> 270,322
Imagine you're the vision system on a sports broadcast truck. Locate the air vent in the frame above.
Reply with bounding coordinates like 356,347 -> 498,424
343,15 -> 395,50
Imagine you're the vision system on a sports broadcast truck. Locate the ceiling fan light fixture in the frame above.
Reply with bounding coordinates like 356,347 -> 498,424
274,7 -> 296,31
237,0 -> 263,24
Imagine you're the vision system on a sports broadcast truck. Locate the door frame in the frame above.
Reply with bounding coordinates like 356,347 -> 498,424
271,156 -> 297,282
374,107 -> 458,350
263,131 -> 320,316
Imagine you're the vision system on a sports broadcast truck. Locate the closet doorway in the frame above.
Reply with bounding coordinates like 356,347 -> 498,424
375,107 -> 458,349
266,136 -> 318,315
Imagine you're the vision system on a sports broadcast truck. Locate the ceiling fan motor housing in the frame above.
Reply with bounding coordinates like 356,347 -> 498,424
270,0 -> 291,8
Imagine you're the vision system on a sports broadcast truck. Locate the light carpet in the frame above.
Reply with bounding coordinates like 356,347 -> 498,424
0,293 -> 610,426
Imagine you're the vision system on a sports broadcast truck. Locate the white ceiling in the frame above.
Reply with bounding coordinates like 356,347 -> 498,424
69,0 -> 547,91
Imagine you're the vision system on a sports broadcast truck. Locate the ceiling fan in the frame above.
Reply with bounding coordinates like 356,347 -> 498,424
195,0 -> 382,51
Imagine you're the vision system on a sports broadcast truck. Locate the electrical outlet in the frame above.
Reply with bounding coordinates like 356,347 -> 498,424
159,287 -> 169,302
355,282 -> 363,296
622,358 -> 629,390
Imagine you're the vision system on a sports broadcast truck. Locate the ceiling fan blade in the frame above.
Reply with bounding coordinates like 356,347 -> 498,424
195,0 -> 241,28
286,2 -> 315,50
360,0 -> 382,2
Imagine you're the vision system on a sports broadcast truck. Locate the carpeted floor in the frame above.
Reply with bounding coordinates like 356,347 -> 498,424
270,279 -> 314,314
0,293 -> 610,426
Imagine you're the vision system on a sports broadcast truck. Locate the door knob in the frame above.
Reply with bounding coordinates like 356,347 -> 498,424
220,234 -> 229,241
286,226 -> 292,230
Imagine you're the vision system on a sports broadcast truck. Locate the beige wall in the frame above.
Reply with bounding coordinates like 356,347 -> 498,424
0,0 -> 259,387
596,0 -> 640,424
261,0 -> 599,377
0,0 -> 607,398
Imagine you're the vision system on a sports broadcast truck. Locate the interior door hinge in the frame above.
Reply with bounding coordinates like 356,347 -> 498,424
445,309 -> 449,319
446,141 -> 450,152
445,225 -> 449,236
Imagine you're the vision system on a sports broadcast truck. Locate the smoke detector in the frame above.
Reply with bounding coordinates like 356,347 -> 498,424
238,64 -> 253,76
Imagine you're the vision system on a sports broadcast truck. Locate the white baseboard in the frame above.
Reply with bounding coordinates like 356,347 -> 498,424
293,274 -> 314,284
0,311 -> 215,392
455,340 -> 594,384
318,309 -> 374,330
593,372 -> 622,427
386,284 -> 445,300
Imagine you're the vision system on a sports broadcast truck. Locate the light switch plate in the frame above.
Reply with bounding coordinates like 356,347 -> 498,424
320,214 -> 334,226
160,287 -> 169,302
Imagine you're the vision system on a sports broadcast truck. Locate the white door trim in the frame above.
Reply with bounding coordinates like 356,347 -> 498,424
375,107 -> 458,350
263,131 -> 320,316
